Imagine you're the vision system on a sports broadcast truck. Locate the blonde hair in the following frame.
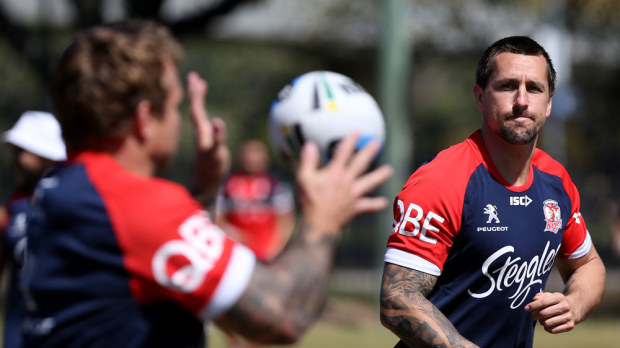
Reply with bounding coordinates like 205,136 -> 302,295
50,20 -> 184,150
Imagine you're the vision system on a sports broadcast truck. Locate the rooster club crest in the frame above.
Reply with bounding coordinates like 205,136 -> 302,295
543,199 -> 562,233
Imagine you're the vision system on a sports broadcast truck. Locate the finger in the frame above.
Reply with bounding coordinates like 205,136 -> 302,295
540,312 -> 575,334
352,164 -> 393,198
533,301 -> 571,322
525,292 -> 558,312
353,196 -> 390,215
328,132 -> 358,168
347,140 -> 382,177
538,311 -> 572,328
531,305 -> 563,321
533,292 -> 552,302
543,320 -> 575,334
297,142 -> 320,180
211,118 -> 227,145
187,72 -> 213,149
188,71 -> 207,104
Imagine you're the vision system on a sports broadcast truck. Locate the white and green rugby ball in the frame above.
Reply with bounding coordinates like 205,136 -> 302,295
268,71 -> 385,168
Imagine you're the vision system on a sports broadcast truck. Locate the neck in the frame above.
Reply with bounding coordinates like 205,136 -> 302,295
480,126 -> 536,186
91,136 -> 156,177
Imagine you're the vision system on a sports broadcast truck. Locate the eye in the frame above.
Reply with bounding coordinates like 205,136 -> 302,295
526,85 -> 543,93
500,83 -> 516,91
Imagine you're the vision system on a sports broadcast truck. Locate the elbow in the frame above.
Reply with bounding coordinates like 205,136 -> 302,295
250,322 -> 305,345
270,309 -> 324,344
380,311 -> 392,330
380,305 -> 402,334
253,334 -> 299,345
249,308 -> 318,345
271,330 -> 303,345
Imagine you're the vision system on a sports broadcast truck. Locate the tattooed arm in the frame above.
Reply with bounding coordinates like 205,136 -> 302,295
380,262 -> 479,348
216,133 -> 393,344
215,223 -> 339,343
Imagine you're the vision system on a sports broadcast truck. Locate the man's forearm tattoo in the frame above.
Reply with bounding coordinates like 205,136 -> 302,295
381,263 -> 475,348
217,223 -> 339,344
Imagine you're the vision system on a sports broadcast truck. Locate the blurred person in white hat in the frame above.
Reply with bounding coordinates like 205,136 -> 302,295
1,110 -> 66,348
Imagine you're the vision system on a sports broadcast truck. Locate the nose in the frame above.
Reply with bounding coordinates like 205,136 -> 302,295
513,85 -> 528,114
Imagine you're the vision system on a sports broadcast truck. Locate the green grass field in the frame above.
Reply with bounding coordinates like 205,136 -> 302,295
1,293 -> 617,347
208,296 -> 620,348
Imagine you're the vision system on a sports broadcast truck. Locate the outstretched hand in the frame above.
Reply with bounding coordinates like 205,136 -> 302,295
187,71 -> 231,208
296,132 -> 393,239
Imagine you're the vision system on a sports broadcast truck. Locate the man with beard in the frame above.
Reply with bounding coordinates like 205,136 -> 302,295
379,36 -> 606,348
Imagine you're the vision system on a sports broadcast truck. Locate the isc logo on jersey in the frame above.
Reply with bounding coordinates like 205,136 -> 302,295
510,195 -> 532,207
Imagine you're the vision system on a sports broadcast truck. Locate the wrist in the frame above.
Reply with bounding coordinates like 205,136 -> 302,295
296,219 -> 341,246
191,186 -> 217,209
564,293 -> 586,324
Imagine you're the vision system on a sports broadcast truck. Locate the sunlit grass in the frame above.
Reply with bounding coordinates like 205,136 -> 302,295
533,318 -> 620,348
207,297 -> 620,348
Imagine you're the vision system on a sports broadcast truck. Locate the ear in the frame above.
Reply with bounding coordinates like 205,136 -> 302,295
473,84 -> 485,112
545,96 -> 553,118
134,100 -> 155,143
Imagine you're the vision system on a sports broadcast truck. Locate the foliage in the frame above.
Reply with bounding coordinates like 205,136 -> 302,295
0,0 -> 619,266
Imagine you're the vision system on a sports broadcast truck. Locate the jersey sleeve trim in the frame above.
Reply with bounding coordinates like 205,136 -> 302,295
199,244 -> 256,320
567,231 -> 592,260
384,247 -> 441,276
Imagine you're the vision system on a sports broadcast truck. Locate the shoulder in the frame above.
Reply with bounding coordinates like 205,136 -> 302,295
532,148 -> 571,179
532,148 -> 579,195
394,133 -> 487,235
76,152 -> 203,222
401,133 -> 485,196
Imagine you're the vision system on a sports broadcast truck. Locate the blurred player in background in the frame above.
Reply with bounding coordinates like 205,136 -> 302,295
216,139 -> 295,263
0,111 -> 66,348
380,36 -> 606,347
216,139 -> 295,347
20,19 -> 392,348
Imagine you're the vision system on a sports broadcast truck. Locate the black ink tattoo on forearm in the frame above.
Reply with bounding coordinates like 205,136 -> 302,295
380,263 -> 477,348
216,223 -> 339,344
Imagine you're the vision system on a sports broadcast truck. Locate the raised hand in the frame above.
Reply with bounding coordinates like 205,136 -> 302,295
296,132 -> 393,237
187,71 -> 231,209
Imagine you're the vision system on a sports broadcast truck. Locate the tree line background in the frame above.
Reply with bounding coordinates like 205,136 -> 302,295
0,0 -> 619,276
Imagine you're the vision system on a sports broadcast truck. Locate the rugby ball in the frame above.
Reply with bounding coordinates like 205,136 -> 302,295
268,71 -> 385,168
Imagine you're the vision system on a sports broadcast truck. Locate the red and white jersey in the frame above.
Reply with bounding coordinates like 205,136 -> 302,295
386,131 -> 590,348
22,151 -> 256,348
217,172 -> 294,261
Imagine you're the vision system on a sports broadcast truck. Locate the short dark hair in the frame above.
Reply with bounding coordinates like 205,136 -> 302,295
475,36 -> 556,96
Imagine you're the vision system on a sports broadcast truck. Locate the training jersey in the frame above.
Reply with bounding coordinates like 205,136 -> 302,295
385,131 -> 591,348
217,172 -> 294,261
21,151 -> 256,348
2,191 -> 31,348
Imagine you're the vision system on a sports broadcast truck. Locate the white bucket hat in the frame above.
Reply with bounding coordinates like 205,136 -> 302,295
3,111 -> 67,161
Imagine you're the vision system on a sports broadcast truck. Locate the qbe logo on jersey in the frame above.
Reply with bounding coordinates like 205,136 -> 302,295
152,213 -> 224,292
543,199 -> 562,233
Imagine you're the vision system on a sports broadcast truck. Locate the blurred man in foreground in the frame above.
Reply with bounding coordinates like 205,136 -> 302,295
21,20 -> 392,348
1,111 -> 66,348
